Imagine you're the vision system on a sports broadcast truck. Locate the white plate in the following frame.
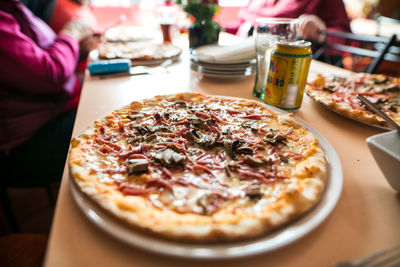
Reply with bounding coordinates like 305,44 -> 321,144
70,100 -> 343,259
190,62 -> 255,78
191,61 -> 255,72
192,71 -> 254,79
190,64 -> 254,76
191,57 -> 256,68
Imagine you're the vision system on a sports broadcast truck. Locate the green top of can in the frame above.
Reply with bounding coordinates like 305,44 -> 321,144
273,40 -> 312,56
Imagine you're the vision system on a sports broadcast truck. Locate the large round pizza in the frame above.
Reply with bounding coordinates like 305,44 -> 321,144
97,42 -> 182,63
69,93 -> 327,242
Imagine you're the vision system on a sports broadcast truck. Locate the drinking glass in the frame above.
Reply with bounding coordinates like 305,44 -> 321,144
253,18 -> 298,99
157,5 -> 177,44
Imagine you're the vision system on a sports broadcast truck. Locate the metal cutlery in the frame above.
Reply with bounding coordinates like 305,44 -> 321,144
357,94 -> 400,132
333,243 -> 400,267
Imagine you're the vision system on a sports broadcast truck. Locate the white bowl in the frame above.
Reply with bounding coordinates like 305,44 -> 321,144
367,130 -> 400,192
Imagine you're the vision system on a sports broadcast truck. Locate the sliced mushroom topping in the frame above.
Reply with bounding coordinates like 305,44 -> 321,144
127,159 -> 149,175
164,143 -> 183,153
224,164 -> 232,177
127,114 -> 143,120
388,105 -> 398,112
227,160 -> 240,169
186,130 -> 219,149
245,185 -> 263,199
174,101 -> 187,108
253,144 -> 266,151
135,125 -> 172,135
127,136 -> 143,144
144,133 -> 157,142
223,139 -> 245,159
146,125 -> 171,133
373,77 -> 389,85
162,109 -> 171,119
188,118 -> 216,129
221,127 -> 232,136
224,139 -> 234,159
198,133 -> 220,149
197,194 -> 221,215
186,129 -> 200,143
154,112 -> 162,120
206,118 -> 216,125
235,147 -> 253,155
188,118 -> 203,128
170,114 -> 181,121
153,149 -> 186,167
244,155 -> 269,167
263,133 -> 287,146
241,120 -> 258,132
135,125 -> 148,135
323,85 -> 336,92
279,155 -> 289,163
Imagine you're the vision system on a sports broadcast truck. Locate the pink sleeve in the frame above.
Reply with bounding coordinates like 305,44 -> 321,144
0,12 -> 79,95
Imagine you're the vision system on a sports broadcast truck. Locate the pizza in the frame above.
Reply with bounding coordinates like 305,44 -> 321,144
104,26 -> 158,42
306,73 -> 400,129
97,42 -> 182,63
69,93 -> 327,242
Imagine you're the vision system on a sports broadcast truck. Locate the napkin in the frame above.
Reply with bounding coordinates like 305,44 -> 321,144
193,37 -> 256,63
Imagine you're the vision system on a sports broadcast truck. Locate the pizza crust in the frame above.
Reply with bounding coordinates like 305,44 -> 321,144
69,93 -> 327,242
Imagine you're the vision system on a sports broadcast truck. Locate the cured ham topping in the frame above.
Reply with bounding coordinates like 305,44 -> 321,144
95,138 -> 122,151
146,178 -> 173,192
241,114 -> 263,120
119,184 -> 155,196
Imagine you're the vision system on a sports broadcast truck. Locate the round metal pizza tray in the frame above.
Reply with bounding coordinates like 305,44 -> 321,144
70,100 -> 343,259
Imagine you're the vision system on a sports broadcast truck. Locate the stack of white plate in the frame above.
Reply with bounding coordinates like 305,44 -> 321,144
190,56 -> 256,78
189,38 -> 256,78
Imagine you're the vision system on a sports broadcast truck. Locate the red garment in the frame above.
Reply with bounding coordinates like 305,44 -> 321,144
50,0 -> 97,33
0,0 -> 80,152
238,0 -> 351,37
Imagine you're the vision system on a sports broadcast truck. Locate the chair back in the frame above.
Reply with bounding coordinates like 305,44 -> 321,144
313,31 -> 397,74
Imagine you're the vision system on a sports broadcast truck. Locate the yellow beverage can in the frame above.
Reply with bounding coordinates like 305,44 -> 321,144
264,40 -> 312,110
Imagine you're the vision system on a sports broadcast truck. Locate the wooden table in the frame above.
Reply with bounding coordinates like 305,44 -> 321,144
43,44 -> 400,266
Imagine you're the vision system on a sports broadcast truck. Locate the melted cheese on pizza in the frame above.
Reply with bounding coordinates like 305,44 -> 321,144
71,94 -> 323,216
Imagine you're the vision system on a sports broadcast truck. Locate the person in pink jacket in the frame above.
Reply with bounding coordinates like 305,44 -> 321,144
0,0 -> 94,186
237,0 -> 351,44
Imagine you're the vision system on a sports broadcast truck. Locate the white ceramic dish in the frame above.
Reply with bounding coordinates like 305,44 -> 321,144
190,61 -> 256,72
367,130 -> 400,192
69,100 -> 343,259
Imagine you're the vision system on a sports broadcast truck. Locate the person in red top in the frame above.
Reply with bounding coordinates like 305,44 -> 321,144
50,0 -> 97,33
237,0 -> 351,44
0,0 -> 96,186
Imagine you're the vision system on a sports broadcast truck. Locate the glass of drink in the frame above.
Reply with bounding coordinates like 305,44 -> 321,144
253,18 -> 298,99
157,5 -> 176,44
